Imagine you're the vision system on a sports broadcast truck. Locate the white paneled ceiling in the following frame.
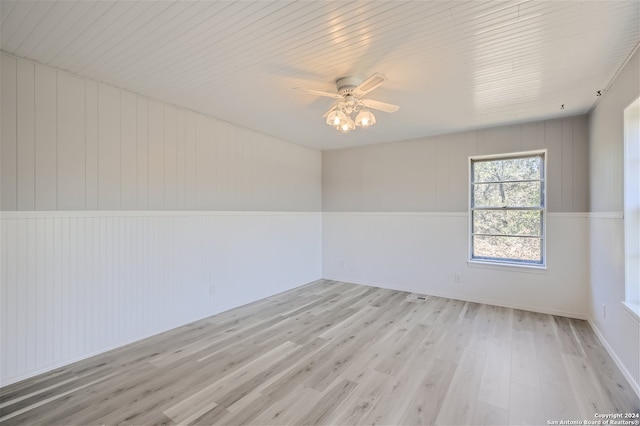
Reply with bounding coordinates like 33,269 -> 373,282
1,1 -> 638,150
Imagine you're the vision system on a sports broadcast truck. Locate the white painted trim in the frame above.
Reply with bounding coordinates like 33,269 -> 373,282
322,212 -> 590,218
0,211 -> 597,220
321,212 -> 468,217
587,212 -> 624,219
325,277 -> 588,320
0,210 -> 320,219
467,260 -> 548,274
468,149 -> 548,162
588,319 -> 640,400
622,301 -> 640,323
547,212 -> 590,218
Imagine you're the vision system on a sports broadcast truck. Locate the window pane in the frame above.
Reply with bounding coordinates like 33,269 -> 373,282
473,156 -> 542,183
472,235 -> 542,263
472,181 -> 542,207
473,210 -> 541,236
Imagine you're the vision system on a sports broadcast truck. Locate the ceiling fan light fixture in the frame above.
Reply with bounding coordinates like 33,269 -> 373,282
338,116 -> 356,133
297,72 -> 398,134
355,109 -> 376,127
326,110 -> 347,126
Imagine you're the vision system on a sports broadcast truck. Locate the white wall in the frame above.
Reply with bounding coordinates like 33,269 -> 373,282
323,213 -> 589,318
1,211 -> 321,385
588,47 -> 640,397
0,53 -> 323,385
322,117 -> 591,318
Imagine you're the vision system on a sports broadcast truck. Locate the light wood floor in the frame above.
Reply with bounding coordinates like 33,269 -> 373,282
1,280 -> 638,425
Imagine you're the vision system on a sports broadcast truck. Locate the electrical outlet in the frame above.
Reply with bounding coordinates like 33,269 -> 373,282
454,273 -> 461,283
602,303 -> 606,319
209,285 -> 215,297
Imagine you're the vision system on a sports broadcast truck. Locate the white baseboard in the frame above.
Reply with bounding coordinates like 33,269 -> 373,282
0,313 -> 206,387
588,319 -> 640,400
325,276 -> 588,320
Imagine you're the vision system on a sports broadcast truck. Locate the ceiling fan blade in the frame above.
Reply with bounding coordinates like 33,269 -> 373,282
353,73 -> 386,97
322,104 -> 338,118
294,87 -> 342,99
361,98 -> 399,113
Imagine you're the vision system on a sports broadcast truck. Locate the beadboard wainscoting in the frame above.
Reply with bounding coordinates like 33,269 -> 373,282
323,212 -> 590,319
0,211 -> 322,386
588,213 -> 640,398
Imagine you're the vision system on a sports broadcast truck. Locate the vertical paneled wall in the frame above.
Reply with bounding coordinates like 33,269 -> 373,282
322,116 -> 589,213
0,53 -> 321,212
0,53 -> 322,385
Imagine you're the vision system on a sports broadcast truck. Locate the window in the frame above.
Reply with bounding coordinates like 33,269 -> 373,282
623,96 -> 639,318
469,151 -> 546,267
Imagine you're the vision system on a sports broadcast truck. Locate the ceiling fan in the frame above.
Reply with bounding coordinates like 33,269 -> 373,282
294,73 -> 399,133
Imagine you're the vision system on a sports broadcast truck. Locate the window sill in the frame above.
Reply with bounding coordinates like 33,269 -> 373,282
467,259 -> 547,274
622,301 -> 640,323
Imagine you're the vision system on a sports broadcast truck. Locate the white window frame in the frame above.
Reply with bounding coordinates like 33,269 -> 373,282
468,150 -> 547,269
623,96 -> 640,320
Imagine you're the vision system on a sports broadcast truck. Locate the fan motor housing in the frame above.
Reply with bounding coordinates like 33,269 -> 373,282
336,76 -> 362,96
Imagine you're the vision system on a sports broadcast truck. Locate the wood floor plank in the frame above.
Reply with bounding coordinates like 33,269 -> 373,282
478,337 -> 512,410
251,385 -> 320,426
509,381 -> 546,425
472,400 -> 509,425
373,323 -> 428,377
398,357 -> 456,425
359,363 -> 427,426
434,346 -> 489,425
322,369 -> 391,425
317,305 -> 380,340
0,371 -> 121,425
432,315 -> 473,365
511,329 -> 541,387
292,378 -> 359,426
437,298 -> 467,325
288,307 -> 358,346
184,404 -> 227,426
1,279 -> 637,425
554,315 -> 585,357
531,312 -> 583,421
563,353 -> 617,419
215,392 -> 277,425
167,341 -> 300,413
317,285 -> 379,318
204,340 -> 325,410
